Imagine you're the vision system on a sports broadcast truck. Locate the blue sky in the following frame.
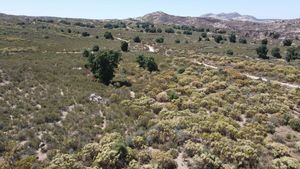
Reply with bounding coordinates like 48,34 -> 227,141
0,0 -> 299,19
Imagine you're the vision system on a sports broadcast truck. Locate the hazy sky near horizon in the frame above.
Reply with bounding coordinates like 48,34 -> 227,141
1,0 -> 299,19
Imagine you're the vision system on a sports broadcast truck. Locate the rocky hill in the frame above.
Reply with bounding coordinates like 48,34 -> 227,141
137,11 -> 300,39
201,12 -> 275,23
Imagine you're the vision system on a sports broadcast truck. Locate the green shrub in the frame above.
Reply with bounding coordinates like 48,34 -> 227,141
226,49 -> 234,56
175,39 -> 180,44
133,36 -> 141,43
191,153 -> 222,169
146,57 -> 159,72
213,35 -> 223,43
183,30 -> 192,35
165,28 -> 175,33
121,41 -> 129,52
157,28 -> 162,33
289,118 -> 300,132
177,68 -> 185,74
104,23 -> 113,29
87,50 -> 121,85
104,32 -> 114,40
269,142 -> 290,158
201,32 -> 207,38
92,45 -> 99,52
184,140 -> 204,157
136,55 -> 159,72
152,151 -> 177,169
167,90 -> 179,100
239,37 -> 247,44
155,37 -> 164,43
295,142 -> 300,152
81,32 -> 90,37
82,49 -> 90,57
285,46 -> 300,62
270,32 -> 280,39
271,47 -> 281,58
272,157 -> 300,169
229,33 -> 236,43
283,39 -> 293,46
256,45 -> 269,59
261,38 -> 268,45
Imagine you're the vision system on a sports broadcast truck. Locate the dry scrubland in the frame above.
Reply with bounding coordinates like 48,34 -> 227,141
0,15 -> 300,169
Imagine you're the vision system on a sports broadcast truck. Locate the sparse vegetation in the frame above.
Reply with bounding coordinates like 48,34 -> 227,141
0,9 -> 300,169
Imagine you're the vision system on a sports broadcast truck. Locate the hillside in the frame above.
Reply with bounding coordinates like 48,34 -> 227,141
0,12 -> 300,169
138,11 -> 300,39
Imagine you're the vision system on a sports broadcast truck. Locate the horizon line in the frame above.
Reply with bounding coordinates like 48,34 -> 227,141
0,11 -> 297,21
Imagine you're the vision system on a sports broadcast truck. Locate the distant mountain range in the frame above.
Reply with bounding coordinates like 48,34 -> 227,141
136,11 -> 300,39
201,12 -> 277,23
0,11 -> 299,39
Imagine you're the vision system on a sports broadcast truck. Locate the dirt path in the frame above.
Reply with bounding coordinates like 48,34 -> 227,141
146,45 -> 155,52
193,60 -> 300,89
99,110 -> 107,130
175,153 -> 189,169
55,51 -> 81,54
0,69 -> 11,87
115,37 -> 130,43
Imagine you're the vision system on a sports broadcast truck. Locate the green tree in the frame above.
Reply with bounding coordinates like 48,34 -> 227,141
87,50 -> 121,85
270,32 -> 280,39
183,30 -> 192,35
165,28 -> 175,33
261,38 -> 268,45
283,39 -> 293,46
201,32 -> 207,38
136,55 -> 146,69
239,37 -> 247,44
213,35 -> 223,43
92,45 -> 100,52
104,32 -> 114,40
271,47 -> 281,58
136,55 -> 159,72
81,32 -> 90,37
155,37 -> 164,43
146,57 -> 159,72
104,23 -> 113,29
133,36 -> 141,43
82,49 -> 90,58
121,41 -> 129,52
229,33 -> 236,43
157,28 -> 162,33
285,46 -> 300,62
256,45 -> 269,59
226,49 -> 234,56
